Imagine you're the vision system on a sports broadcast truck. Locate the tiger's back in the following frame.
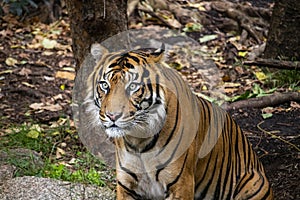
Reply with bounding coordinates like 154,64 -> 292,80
86,44 -> 273,199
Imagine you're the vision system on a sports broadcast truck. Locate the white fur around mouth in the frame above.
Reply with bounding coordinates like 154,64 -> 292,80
105,126 -> 126,138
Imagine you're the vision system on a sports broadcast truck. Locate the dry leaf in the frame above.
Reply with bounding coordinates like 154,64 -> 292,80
255,71 -> 267,81
18,68 -> 32,76
62,67 -> 75,72
29,102 -> 63,112
42,38 -> 57,49
42,51 -> 55,56
0,70 -> 13,75
53,94 -> 63,100
199,34 -> 218,43
22,82 -> 36,88
291,101 -> 300,109
224,88 -> 239,93
58,59 -> 72,68
224,82 -> 241,87
56,147 -> 66,159
5,57 -> 18,66
44,76 -> 55,81
55,71 -> 75,80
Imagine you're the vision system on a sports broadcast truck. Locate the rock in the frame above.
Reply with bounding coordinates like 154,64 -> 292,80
0,164 -> 15,182
0,149 -> 115,199
0,176 -> 115,200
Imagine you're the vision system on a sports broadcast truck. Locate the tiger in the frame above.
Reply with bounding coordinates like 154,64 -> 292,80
84,43 -> 274,200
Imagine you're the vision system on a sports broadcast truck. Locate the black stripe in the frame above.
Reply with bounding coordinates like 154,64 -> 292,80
261,184 -> 272,200
117,150 -> 138,182
123,137 -> 140,152
155,127 -> 184,181
137,85 -> 145,99
155,75 -> 161,99
245,175 -> 265,199
142,79 -> 153,107
233,172 -> 255,198
125,62 -> 135,69
226,167 -> 235,200
221,118 -> 234,200
158,99 -> 180,155
166,152 -> 189,191
196,153 -> 219,199
233,117 -> 241,179
141,133 -> 159,153
139,56 -> 148,65
125,53 -> 141,63
118,181 -> 145,200
156,76 -> 181,154
214,136 -> 226,200
108,62 -> 118,68
242,123 -> 252,169
195,153 -> 212,190
116,55 -> 127,64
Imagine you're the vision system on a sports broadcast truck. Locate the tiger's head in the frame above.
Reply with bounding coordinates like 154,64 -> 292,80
87,44 -> 167,138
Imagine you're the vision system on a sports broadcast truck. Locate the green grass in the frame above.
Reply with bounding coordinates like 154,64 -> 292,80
0,118 -> 113,187
265,69 -> 300,90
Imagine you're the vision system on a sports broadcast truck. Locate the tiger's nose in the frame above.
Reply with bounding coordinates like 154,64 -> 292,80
106,111 -> 122,122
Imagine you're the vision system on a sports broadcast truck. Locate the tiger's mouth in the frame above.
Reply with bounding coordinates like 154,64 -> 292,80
102,119 -> 130,129
101,119 -> 130,138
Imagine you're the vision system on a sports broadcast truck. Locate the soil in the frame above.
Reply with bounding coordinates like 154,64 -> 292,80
0,0 -> 299,199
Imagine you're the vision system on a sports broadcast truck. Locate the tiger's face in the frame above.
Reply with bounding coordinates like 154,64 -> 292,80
92,48 -> 167,138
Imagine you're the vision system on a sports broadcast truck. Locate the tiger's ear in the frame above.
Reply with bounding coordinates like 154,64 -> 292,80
150,43 -> 165,63
91,43 -> 108,62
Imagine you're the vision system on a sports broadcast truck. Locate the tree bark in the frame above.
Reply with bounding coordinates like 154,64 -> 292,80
65,0 -> 128,72
263,0 -> 300,60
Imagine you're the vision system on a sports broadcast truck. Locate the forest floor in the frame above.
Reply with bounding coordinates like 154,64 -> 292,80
0,0 -> 299,199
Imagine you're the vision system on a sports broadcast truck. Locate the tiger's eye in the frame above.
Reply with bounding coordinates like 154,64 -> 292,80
128,83 -> 138,91
100,82 -> 109,91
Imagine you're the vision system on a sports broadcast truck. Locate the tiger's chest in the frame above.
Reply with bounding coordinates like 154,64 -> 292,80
135,174 -> 166,200
117,150 -> 167,199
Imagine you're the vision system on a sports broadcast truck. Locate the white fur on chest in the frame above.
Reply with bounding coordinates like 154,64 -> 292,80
136,173 -> 166,200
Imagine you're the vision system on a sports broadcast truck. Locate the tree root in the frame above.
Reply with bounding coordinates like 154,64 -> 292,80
210,0 -> 271,43
223,92 -> 300,110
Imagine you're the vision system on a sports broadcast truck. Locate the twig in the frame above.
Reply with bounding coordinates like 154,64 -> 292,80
244,58 -> 300,70
257,121 -> 300,152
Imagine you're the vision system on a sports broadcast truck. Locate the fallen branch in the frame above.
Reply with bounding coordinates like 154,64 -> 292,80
223,92 -> 300,110
244,58 -> 300,70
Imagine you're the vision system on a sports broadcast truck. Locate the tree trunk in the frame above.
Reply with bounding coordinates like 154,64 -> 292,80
263,0 -> 300,60
65,0 -> 128,72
